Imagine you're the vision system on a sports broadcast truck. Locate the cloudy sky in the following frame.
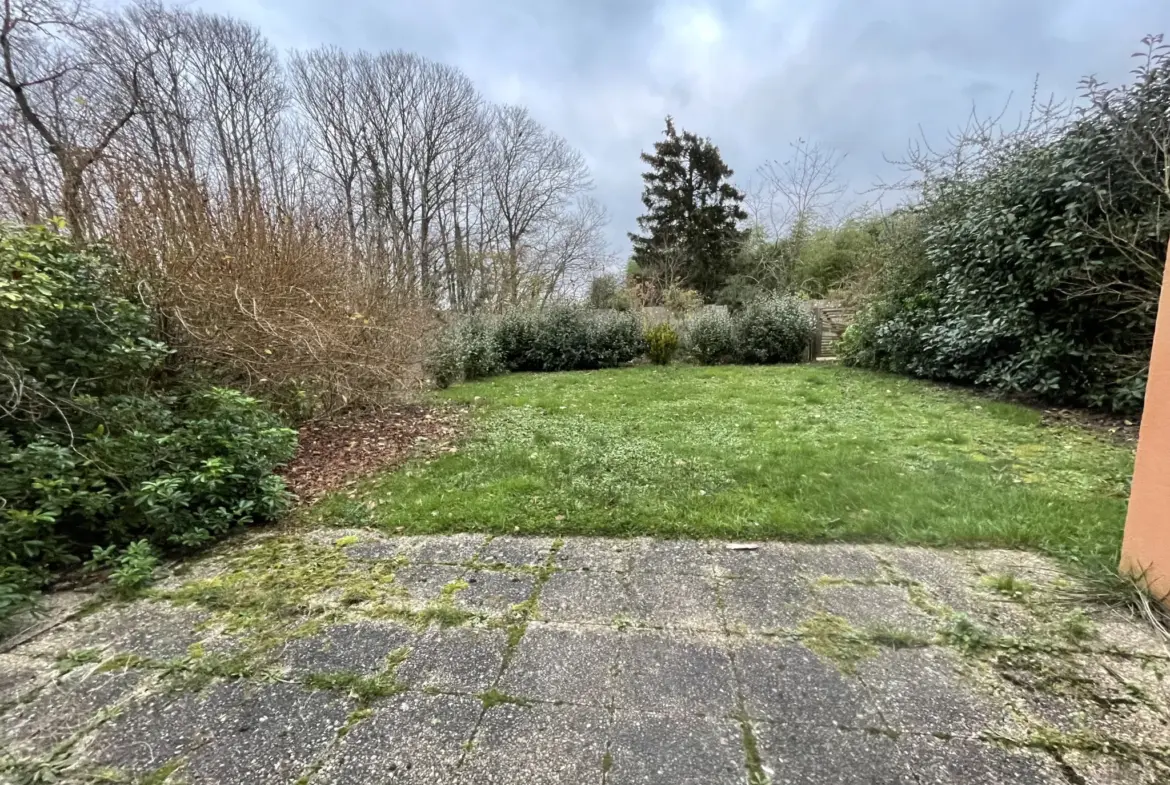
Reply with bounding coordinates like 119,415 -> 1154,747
176,0 -> 1167,253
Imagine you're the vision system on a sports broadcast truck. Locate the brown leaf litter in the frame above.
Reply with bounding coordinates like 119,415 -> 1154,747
280,404 -> 466,502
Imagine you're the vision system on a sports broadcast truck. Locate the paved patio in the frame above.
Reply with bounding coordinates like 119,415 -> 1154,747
1,532 -> 1168,784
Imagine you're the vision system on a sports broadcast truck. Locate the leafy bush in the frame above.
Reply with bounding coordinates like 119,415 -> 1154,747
645,322 -> 680,365
587,311 -> 646,367
88,539 -> 160,596
685,308 -> 736,364
521,307 -> 595,372
493,309 -> 541,372
426,317 -> 501,388
842,41 -> 1170,413
435,308 -> 644,381
0,224 -> 296,621
733,296 -> 814,364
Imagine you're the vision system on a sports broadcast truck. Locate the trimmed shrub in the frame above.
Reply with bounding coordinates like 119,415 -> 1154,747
0,225 -> 296,622
685,309 -> 736,364
587,311 -> 646,367
733,296 -> 814,364
645,322 -> 680,365
429,307 -> 645,383
523,306 -> 594,372
426,317 -> 501,388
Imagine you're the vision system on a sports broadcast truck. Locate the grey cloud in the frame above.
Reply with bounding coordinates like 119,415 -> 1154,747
178,0 -> 1168,254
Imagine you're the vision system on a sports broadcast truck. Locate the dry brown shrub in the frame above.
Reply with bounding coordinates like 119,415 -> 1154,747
110,183 -> 436,418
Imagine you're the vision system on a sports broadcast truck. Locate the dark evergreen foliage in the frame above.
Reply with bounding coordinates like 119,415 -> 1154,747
629,117 -> 748,301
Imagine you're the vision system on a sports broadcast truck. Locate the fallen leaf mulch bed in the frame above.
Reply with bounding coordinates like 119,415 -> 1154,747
281,404 -> 466,502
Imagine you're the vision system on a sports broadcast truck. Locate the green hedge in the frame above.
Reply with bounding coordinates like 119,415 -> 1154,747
839,43 -> 1170,413
432,307 -> 645,386
429,297 -> 814,386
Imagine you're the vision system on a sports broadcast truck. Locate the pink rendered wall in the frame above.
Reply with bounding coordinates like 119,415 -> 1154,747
1120,239 -> 1170,600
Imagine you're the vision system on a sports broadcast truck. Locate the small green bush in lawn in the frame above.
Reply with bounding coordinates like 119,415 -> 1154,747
645,322 -> 680,365
0,223 -> 296,622
684,308 -> 735,364
733,296 -> 814,364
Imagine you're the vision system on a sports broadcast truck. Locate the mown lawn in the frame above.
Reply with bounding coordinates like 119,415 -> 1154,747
310,364 -> 1135,573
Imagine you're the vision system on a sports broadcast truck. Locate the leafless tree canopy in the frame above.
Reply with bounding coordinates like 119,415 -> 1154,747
751,139 -> 847,239
0,0 -> 606,310
0,0 -> 608,408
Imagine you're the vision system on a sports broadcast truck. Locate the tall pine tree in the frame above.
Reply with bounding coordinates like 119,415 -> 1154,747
629,117 -> 747,301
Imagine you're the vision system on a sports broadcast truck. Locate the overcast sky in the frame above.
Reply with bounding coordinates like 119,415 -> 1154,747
173,0 -> 1168,254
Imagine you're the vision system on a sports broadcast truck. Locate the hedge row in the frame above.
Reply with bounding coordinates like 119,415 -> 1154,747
427,297 -> 815,387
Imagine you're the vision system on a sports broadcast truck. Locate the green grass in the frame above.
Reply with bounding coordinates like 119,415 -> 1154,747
310,364 -> 1134,573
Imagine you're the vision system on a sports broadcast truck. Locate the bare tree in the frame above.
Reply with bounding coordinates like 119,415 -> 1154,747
0,0 -> 162,235
753,139 -> 847,241
488,104 -> 591,304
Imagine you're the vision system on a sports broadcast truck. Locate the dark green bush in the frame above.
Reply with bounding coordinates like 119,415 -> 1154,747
587,311 -> 645,367
841,41 -> 1170,413
522,306 -> 595,372
733,296 -> 814,364
684,309 -> 736,364
493,310 -> 541,372
0,224 -> 295,621
645,322 -> 679,365
426,317 -> 502,388
433,308 -> 644,381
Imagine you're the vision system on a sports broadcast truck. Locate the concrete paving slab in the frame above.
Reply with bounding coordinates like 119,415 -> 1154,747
2,665 -> 147,755
899,735 -> 1067,785
278,621 -> 416,676
627,538 -> 722,576
606,711 -> 744,785
411,534 -> 489,565
393,564 -> 466,608
314,694 -> 481,785
86,682 -> 350,783
555,537 -> 647,572
791,544 -> 884,581
456,570 -> 536,614
815,583 -> 939,635
753,722 -> 914,784
626,570 -> 723,631
721,575 -> 815,633
457,703 -> 608,785
8,533 -> 1170,784
477,536 -> 556,568
396,625 -> 508,693
734,639 -> 880,726
612,630 -> 737,715
17,601 -> 211,660
856,647 -> 1009,735
538,570 -> 630,624
497,623 -> 618,706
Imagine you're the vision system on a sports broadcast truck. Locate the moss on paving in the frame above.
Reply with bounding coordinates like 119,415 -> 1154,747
796,612 -> 879,674
307,365 -> 1133,574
